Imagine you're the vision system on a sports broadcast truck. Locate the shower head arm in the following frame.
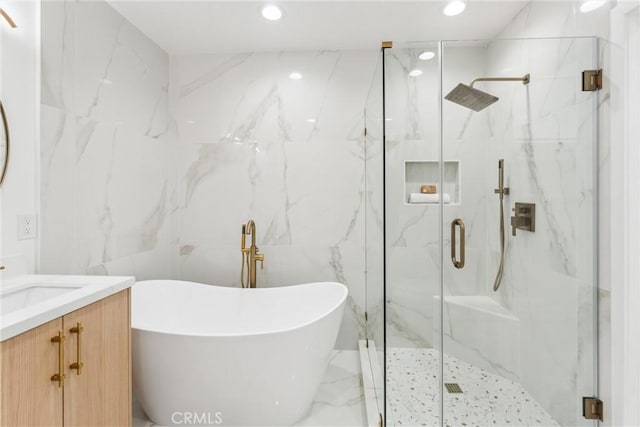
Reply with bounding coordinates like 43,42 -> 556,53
470,74 -> 530,87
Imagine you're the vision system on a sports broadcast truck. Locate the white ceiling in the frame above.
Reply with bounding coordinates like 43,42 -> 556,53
107,1 -> 530,54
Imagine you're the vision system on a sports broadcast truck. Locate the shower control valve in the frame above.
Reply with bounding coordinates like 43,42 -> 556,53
510,202 -> 535,236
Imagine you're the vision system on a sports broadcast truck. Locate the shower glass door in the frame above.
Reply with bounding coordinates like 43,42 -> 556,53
383,37 -> 599,427
439,37 -> 599,427
383,41 -> 444,426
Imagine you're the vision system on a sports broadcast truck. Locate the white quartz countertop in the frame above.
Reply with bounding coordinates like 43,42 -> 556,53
1,274 -> 134,341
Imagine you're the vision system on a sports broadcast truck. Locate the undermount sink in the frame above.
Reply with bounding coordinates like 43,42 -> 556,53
1,284 -> 83,315
0,270 -> 134,341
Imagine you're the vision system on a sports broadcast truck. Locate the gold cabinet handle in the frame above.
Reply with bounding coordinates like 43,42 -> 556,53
69,322 -> 84,375
451,218 -> 466,269
50,331 -> 66,388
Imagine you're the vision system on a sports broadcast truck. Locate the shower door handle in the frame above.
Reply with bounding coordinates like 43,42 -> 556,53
451,218 -> 465,269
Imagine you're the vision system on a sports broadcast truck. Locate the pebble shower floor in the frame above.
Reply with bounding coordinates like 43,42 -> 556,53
386,348 -> 559,426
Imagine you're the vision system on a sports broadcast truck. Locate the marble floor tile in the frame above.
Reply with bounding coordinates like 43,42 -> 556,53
133,350 -> 366,427
386,348 -> 559,427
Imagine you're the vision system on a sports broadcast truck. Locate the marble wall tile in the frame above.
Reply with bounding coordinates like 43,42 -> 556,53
176,141 -> 286,247
41,1 -> 75,110
74,2 -> 169,135
40,0 -> 172,277
40,105 -> 78,273
171,51 -> 378,349
172,51 -> 377,146
88,246 -> 176,281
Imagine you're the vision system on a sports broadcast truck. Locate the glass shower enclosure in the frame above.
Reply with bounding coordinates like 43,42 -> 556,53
365,37 -> 599,426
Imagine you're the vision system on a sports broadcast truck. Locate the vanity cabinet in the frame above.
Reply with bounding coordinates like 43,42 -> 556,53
0,318 -> 63,426
0,290 -> 131,427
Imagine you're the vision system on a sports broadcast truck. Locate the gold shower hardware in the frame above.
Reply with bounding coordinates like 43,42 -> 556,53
445,74 -> 530,112
470,74 -> 530,87
493,159 -> 509,292
0,8 -> 17,28
50,331 -> 66,388
582,396 -> 603,421
241,220 -> 265,288
582,69 -> 603,91
69,322 -> 84,375
0,101 -> 10,187
445,383 -> 464,393
510,202 -> 536,236
451,218 -> 465,269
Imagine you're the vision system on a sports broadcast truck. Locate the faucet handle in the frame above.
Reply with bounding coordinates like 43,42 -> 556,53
255,252 -> 264,269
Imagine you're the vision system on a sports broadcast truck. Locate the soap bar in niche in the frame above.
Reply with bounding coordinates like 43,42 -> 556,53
420,185 -> 436,194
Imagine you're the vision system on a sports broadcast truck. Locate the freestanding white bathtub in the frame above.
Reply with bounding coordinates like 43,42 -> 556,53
131,280 -> 348,426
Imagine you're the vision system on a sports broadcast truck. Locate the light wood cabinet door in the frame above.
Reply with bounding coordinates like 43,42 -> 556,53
0,318 -> 64,427
63,290 -> 131,427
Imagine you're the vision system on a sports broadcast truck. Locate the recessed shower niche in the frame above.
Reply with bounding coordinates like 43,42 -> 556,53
404,160 -> 460,205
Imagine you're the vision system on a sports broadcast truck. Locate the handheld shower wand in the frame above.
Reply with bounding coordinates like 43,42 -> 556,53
493,159 -> 509,292
241,224 -> 248,288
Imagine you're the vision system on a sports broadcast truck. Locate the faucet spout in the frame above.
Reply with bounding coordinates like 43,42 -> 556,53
245,220 -> 257,247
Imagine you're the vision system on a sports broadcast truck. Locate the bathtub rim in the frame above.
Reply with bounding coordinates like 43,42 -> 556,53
132,280 -> 348,338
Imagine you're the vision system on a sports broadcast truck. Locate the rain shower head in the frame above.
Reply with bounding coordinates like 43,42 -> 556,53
444,74 -> 530,112
445,84 -> 499,112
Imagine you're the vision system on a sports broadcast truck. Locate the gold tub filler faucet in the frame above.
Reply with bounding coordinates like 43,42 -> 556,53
241,220 -> 265,288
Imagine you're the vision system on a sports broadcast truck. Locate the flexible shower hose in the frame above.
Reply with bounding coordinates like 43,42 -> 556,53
493,188 -> 506,292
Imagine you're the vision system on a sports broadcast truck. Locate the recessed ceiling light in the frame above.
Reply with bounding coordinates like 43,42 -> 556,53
289,72 -> 302,80
443,0 -> 466,16
409,69 -> 423,77
579,0 -> 607,13
261,4 -> 282,21
306,118 -> 316,123
419,51 -> 436,61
